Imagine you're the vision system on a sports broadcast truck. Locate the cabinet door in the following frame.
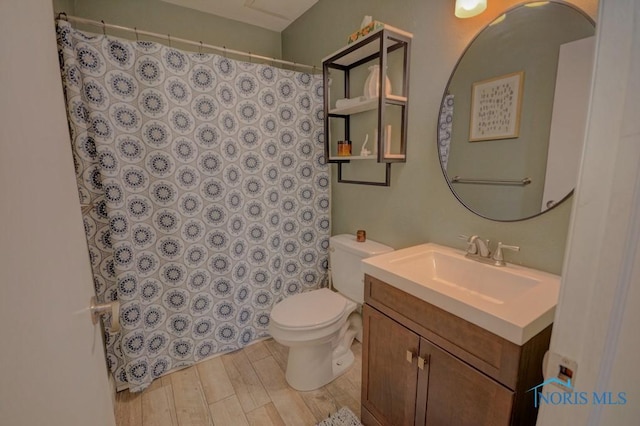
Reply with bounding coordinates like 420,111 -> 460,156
417,339 -> 514,426
362,305 -> 420,426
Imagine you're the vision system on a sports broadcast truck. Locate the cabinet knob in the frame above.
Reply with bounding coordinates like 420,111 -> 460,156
418,356 -> 426,370
406,350 -> 415,363
418,355 -> 430,370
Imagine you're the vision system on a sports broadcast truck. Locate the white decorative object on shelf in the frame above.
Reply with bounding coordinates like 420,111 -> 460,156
363,65 -> 392,99
374,129 -> 378,155
384,124 -> 392,155
360,134 -> 372,157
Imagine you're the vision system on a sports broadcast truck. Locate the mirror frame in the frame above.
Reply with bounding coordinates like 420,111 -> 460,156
437,1 -> 595,222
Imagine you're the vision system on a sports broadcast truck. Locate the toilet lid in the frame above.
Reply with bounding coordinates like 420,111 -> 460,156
270,288 -> 347,330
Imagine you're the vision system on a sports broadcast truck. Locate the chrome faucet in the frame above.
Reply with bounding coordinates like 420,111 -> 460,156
467,235 -> 490,258
459,235 -> 520,266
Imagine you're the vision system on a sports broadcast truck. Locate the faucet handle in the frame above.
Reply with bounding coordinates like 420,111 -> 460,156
493,242 -> 520,265
458,234 -> 477,254
474,238 -> 491,258
498,242 -> 520,252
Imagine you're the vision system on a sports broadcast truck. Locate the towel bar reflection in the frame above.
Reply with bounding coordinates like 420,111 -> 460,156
451,176 -> 532,186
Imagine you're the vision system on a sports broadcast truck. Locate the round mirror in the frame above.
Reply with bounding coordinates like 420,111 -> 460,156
438,1 -> 595,221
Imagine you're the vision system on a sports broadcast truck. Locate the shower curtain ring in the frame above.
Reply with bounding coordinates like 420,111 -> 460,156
168,34 -> 171,47
101,20 -> 106,36
249,52 -> 252,63
134,27 -> 139,42
58,12 -> 68,21
223,46 -> 227,58
199,41 -> 203,55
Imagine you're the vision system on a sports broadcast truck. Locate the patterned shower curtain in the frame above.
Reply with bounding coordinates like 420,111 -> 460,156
56,20 -> 330,391
438,94 -> 454,171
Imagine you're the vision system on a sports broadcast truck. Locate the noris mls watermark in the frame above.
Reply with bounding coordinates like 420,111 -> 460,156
527,377 -> 627,408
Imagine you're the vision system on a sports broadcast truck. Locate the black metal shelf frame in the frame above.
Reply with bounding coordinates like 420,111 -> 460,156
322,27 -> 412,186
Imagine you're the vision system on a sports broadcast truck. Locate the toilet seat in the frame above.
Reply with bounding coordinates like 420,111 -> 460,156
270,288 -> 348,331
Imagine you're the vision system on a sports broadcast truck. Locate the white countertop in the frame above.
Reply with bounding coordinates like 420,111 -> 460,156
361,243 -> 561,345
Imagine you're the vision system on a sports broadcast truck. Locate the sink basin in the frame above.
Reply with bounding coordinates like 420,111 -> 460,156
388,249 -> 539,305
361,243 -> 561,345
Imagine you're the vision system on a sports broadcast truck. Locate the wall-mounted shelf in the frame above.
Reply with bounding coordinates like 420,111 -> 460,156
323,25 -> 412,186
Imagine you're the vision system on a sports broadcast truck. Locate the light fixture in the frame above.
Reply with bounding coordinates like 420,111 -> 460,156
455,0 -> 487,18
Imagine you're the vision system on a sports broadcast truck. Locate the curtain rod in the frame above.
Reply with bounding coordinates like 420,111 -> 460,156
57,13 -> 319,73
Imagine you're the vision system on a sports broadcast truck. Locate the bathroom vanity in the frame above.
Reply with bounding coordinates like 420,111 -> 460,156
361,275 -> 551,426
359,243 -> 560,426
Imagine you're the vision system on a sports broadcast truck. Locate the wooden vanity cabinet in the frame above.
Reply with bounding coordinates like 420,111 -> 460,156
361,275 -> 552,426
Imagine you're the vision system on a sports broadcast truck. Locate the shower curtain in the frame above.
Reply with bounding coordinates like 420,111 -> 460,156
56,20 -> 330,391
438,94 -> 454,171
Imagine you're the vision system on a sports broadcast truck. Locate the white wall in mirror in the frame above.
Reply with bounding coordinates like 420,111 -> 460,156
541,36 -> 595,210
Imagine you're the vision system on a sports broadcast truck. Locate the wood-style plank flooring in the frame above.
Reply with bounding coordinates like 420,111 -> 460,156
115,339 -> 362,426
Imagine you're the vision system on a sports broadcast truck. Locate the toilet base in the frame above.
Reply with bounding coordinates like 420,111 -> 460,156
284,342 -> 355,391
332,346 -> 355,380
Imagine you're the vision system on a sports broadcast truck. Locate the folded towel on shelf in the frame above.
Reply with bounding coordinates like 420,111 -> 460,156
335,96 -> 367,109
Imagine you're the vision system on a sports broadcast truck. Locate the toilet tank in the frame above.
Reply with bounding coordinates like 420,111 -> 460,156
329,234 -> 394,303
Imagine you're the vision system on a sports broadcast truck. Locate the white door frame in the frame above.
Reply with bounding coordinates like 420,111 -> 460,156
538,0 -> 640,424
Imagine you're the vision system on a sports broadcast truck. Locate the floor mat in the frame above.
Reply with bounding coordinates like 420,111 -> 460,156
316,407 -> 363,426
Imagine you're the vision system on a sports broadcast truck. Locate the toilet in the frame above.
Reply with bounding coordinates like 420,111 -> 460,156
269,234 -> 393,391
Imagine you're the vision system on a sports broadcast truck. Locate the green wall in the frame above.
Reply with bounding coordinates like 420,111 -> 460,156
53,0 -> 75,15
51,0 -> 281,59
50,0 -> 598,274
283,0 -> 598,274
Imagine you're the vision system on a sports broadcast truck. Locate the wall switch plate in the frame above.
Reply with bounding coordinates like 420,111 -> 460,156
545,351 -> 578,392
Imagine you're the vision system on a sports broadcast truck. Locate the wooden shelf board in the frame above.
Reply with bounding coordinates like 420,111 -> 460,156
322,25 -> 413,66
329,155 -> 378,161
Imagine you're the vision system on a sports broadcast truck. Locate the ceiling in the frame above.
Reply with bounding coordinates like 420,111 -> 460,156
160,0 -> 319,32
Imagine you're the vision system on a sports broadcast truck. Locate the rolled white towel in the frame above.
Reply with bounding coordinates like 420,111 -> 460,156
335,96 -> 367,109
